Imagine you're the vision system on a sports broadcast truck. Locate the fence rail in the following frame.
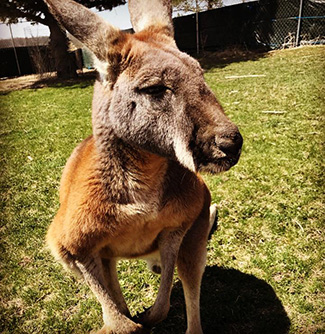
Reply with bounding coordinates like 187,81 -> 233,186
174,0 -> 325,53
1,0 -> 324,77
258,0 -> 325,49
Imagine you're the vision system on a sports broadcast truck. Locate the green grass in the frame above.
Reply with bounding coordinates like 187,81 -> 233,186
1,46 -> 324,334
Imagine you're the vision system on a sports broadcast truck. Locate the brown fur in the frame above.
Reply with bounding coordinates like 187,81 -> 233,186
45,0 -> 242,333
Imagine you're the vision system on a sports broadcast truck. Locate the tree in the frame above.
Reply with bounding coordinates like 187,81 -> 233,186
0,0 -> 125,78
172,0 -> 223,13
172,0 -> 223,54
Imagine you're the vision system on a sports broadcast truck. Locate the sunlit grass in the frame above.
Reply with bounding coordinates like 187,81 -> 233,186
1,46 -> 324,333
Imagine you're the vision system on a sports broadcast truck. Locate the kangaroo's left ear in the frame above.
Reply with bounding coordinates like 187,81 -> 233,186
44,0 -> 123,62
128,0 -> 174,37
45,0 -> 128,85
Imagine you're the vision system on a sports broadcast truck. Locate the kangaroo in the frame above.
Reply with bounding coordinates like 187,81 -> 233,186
44,0 -> 243,333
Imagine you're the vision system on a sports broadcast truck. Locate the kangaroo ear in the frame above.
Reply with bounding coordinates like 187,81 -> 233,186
129,0 -> 174,36
45,0 -> 123,62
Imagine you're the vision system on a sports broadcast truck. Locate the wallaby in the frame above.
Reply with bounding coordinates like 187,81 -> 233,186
45,0 -> 243,333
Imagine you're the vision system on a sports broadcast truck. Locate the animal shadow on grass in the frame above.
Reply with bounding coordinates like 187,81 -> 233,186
30,71 -> 97,90
152,266 -> 291,334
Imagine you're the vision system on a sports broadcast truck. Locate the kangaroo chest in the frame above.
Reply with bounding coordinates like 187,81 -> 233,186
56,138 -> 205,258
98,164 -> 205,259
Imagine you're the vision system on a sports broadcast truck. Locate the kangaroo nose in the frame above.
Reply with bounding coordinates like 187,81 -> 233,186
216,128 -> 243,157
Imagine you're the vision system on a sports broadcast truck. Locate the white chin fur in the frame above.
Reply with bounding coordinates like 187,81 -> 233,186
173,136 -> 196,173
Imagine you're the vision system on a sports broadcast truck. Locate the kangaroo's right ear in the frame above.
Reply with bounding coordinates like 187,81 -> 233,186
45,0 -> 125,76
129,0 -> 174,37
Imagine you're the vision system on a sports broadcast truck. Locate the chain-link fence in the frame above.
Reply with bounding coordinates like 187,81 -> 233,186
174,0 -> 325,52
251,0 -> 325,49
1,0 -> 324,77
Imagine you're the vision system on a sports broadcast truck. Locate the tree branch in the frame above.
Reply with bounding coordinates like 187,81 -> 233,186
0,4 -> 47,25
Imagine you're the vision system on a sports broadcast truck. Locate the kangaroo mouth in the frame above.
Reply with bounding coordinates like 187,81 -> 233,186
189,126 -> 243,174
195,150 -> 241,174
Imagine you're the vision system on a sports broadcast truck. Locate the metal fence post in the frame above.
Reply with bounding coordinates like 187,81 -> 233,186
296,0 -> 304,46
195,0 -> 199,55
9,24 -> 22,76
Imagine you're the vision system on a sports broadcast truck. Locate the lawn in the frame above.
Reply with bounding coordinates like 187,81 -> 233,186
0,46 -> 324,334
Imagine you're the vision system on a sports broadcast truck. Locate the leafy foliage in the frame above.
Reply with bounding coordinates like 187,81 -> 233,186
172,0 -> 223,12
0,0 -> 126,24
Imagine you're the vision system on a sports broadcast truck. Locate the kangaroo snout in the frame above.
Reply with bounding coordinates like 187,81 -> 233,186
191,122 -> 243,174
215,125 -> 243,159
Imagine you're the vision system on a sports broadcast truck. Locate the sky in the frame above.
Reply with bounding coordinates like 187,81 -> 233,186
0,0 -> 254,40
0,4 -> 132,40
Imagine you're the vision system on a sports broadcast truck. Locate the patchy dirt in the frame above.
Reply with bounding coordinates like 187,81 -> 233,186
0,70 -> 97,94
0,49 -> 269,94
0,73 -> 50,93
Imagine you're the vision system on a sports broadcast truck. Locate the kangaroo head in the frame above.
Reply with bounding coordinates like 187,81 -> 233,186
45,0 -> 242,173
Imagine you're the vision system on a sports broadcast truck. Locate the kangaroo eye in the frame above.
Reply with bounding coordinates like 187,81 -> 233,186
141,85 -> 168,97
